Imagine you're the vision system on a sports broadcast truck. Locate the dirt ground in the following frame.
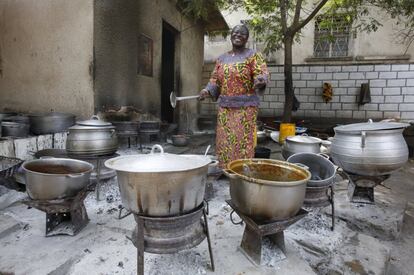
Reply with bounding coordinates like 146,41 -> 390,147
0,135 -> 413,275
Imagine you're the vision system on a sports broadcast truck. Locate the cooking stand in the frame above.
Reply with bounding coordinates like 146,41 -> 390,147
130,202 -> 214,275
226,199 -> 307,266
71,153 -> 119,201
23,187 -> 92,236
339,170 -> 389,204
303,185 -> 335,231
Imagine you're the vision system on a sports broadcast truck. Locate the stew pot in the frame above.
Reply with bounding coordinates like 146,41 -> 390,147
223,159 -> 310,221
105,145 -> 211,216
331,119 -> 409,176
66,115 -> 118,156
22,158 -> 93,200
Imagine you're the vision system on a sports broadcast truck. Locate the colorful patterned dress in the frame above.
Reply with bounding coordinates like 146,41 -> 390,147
204,48 -> 269,168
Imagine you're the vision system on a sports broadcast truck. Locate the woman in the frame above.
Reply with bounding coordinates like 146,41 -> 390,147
199,24 -> 269,168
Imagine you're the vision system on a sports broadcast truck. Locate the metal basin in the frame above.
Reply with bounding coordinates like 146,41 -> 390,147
223,159 -> 310,221
22,158 -> 93,200
105,145 -> 211,216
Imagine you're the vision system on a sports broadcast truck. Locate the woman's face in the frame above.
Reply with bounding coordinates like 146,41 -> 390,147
230,26 -> 248,48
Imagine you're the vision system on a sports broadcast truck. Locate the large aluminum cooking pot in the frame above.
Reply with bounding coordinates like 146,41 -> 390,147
66,116 -> 118,156
29,112 -> 75,134
331,119 -> 409,176
105,145 -> 211,216
22,158 -> 93,200
282,135 -> 331,159
223,159 -> 310,221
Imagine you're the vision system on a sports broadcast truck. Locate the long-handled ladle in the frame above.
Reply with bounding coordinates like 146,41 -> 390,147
170,91 -> 200,108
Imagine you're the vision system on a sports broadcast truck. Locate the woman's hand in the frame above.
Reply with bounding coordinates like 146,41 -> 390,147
254,77 -> 266,90
198,89 -> 210,101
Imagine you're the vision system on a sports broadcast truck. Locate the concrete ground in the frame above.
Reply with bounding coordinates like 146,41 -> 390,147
0,135 -> 413,275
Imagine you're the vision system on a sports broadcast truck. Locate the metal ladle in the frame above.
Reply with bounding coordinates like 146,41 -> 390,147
170,91 -> 200,108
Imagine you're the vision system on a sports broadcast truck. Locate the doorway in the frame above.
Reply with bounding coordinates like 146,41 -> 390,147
161,21 -> 178,123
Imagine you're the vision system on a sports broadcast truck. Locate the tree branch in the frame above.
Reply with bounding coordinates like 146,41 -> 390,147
293,0 -> 303,26
291,0 -> 329,34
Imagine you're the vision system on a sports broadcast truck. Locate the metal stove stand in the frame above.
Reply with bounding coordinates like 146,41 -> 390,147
130,201 -> 214,275
71,152 -> 119,201
23,187 -> 92,236
339,170 -> 389,204
303,184 -> 335,231
226,200 -> 308,266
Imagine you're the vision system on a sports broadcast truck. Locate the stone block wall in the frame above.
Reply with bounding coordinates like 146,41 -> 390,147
200,63 -> 414,121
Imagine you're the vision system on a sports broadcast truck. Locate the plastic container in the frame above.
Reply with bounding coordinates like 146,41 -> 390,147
279,123 -> 296,144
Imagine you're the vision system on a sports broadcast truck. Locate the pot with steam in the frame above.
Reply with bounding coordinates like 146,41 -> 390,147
223,159 -> 310,221
105,145 -> 211,216
331,119 -> 409,176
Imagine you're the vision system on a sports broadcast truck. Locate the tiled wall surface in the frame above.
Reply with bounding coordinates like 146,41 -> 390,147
200,63 -> 414,121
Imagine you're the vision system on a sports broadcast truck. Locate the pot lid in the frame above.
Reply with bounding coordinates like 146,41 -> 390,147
334,119 -> 410,133
77,115 -> 112,127
286,135 -> 322,144
104,145 -> 211,173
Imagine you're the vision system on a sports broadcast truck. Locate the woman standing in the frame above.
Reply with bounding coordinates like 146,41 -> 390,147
199,25 -> 269,168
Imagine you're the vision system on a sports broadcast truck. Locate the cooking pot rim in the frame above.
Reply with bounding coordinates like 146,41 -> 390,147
334,121 -> 409,133
22,158 -> 94,176
286,135 -> 322,144
104,153 -> 211,173
28,112 -> 75,118
226,158 -> 311,187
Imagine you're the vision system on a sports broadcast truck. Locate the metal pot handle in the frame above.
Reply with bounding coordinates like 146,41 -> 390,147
39,156 -> 55,160
361,131 -> 366,148
150,144 -> 164,154
91,115 -> 100,120
318,153 -> 330,160
293,163 -> 309,170
66,173 -> 84,178
223,169 -> 238,179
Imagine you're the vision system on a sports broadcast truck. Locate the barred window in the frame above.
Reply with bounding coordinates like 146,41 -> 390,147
314,15 -> 351,58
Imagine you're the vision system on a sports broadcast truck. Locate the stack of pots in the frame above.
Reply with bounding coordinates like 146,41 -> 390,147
287,153 -> 336,206
66,116 -> 118,156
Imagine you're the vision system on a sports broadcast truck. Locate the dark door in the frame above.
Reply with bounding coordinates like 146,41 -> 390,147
161,22 -> 177,123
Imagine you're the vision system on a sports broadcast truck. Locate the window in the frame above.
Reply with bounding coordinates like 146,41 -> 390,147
314,15 -> 351,58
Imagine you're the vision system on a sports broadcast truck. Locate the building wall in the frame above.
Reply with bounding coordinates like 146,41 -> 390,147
204,7 -> 414,64
0,0 -> 94,119
94,0 -> 205,128
200,63 -> 414,121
